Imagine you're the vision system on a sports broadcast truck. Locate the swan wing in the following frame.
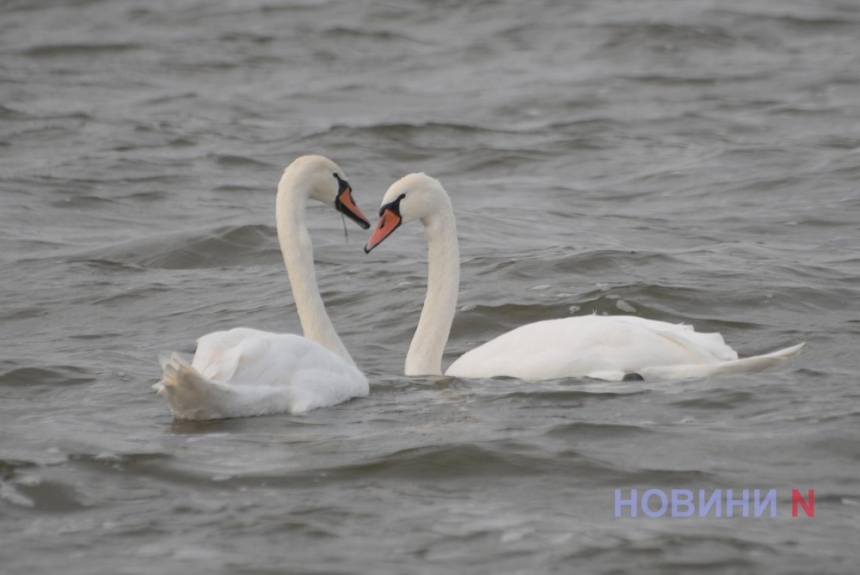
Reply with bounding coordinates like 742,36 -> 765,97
158,328 -> 368,420
445,315 -> 741,381
193,328 -> 305,385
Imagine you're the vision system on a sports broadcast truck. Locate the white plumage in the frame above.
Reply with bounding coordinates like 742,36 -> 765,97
154,156 -> 370,419
365,173 -> 803,382
447,315 -> 804,381
157,329 -> 367,420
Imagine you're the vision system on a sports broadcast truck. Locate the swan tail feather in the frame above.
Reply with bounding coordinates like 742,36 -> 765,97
157,352 -> 239,420
641,342 -> 805,380
156,352 -> 223,420
156,352 -> 299,420
707,342 -> 805,376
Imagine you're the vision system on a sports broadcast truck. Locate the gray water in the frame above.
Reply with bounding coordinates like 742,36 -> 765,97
1,0 -> 859,573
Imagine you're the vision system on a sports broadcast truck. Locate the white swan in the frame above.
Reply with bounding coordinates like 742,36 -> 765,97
364,173 -> 804,381
155,155 -> 371,420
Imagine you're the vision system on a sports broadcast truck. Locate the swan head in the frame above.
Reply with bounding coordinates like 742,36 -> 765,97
364,172 -> 451,253
283,155 -> 370,229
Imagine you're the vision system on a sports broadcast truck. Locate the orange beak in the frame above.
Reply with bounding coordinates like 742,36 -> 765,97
364,208 -> 402,253
335,187 -> 371,229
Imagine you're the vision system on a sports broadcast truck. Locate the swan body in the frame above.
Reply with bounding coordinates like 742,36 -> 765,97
155,155 -> 371,420
158,329 -> 367,419
365,173 -> 803,382
446,316 -> 804,381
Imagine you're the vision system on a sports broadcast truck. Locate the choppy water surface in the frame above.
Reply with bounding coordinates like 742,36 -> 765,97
1,0 -> 859,573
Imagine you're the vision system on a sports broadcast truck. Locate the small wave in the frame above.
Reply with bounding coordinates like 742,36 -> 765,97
450,302 -> 571,339
209,154 -> 275,169
810,436 -> 860,462
300,120 -> 542,147
620,72 -> 761,86
0,457 -> 85,511
0,105 -> 28,120
49,195 -> 116,210
1,478 -> 86,512
334,441 -> 598,480
599,22 -> 737,53
609,467 -> 716,487
21,42 -> 142,58
553,249 -> 684,275
319,25 -> 420,44
217,32 -> 275,44
544,421 -> 655,439
487,384 -> 645,402
0,365 -> 94,388
668,390 -> 756,410
70,452 -> 173,471
708,9 -> 860,32
86,224 -> 279,270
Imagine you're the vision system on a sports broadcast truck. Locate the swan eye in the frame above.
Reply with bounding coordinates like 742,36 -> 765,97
332,173 -> 349,193
378,193 -> 406,217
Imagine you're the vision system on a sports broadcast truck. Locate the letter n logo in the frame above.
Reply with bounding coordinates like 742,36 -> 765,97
792,489 -> 814,517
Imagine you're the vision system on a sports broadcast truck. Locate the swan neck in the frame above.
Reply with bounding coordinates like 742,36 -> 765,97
405,209 -> 459,376
276,175 -> 355,366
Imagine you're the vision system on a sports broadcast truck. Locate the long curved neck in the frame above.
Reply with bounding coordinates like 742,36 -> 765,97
405,209 -> 459,376
276,176 -> 355,366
